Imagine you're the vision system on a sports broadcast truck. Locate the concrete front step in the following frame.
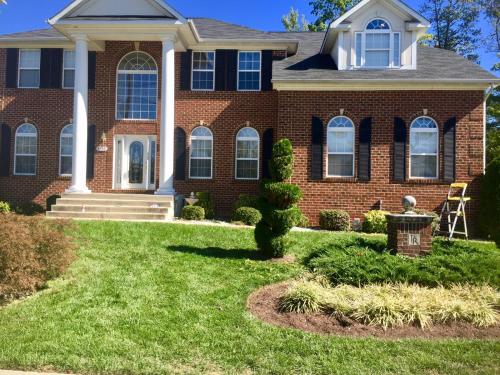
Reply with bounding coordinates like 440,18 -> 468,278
46,211 -> 170,221
52,205 -> 170,214
56,198 -> 172,208
61,193 -> 173,201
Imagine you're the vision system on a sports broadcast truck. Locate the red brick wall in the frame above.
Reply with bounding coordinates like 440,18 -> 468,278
277,90 -> 484,229
0,43 -> 485,231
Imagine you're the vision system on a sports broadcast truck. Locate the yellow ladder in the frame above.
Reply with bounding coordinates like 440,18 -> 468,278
438,183 -> 470,239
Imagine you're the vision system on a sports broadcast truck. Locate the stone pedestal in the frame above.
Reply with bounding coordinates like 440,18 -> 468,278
386,214 -> 434,257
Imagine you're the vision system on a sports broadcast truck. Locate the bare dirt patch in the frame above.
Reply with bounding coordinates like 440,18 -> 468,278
247,282 -> 500,339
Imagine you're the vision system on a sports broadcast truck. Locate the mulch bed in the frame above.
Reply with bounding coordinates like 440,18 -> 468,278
247,282 -> 500,339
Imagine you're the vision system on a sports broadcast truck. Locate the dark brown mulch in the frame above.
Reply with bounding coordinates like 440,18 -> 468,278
247,282 -> 500,340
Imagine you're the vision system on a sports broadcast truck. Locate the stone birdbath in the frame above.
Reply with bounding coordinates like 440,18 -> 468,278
386,196 -> 435,257
184,192 -> 199,206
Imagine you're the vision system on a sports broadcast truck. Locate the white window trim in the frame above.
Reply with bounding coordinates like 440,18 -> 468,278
18,49 -> 41,89
59,124 -> 73,176
409,116 -> 439,180
115,51 -> 158,121
354,18 -> 401,69
62,49 -> 75,90
235,127 -> 260,180
191,51 -> 216,92
326,116 -> 355,178
14,124 -> 37,176
237,51 -> 261,92
189,127 -> 213,180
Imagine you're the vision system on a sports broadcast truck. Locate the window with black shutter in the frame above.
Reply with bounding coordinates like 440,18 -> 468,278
5,48 -> 19,88
180,50 -> 192,91
86,124 -> 96,179
0,124 -> 11,177
311,116 -> 324,180
443,117 -> 456,182
262,128 -> 274,178
175,127 -> 186,180
393,117 -> 407,182
358,117 -> 372,181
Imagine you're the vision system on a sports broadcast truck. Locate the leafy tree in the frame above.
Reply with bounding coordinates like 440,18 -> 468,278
282,7 -> 310,32
420,0 -> 482,62
486,87 -> 500,163
309,0 -> 360,26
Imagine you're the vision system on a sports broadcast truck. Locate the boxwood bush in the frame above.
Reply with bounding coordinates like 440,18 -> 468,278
304,237 -> 500,288
181,205 -> 205,221
194,192 -> 215,219
319,209 -> 350,231
14,202 -> 45,216
232,207 -> 262,226
233,194 -> 259,210
362,210 -> 390,233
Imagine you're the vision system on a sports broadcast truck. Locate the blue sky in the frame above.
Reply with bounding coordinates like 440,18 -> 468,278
0,0 -> 498,74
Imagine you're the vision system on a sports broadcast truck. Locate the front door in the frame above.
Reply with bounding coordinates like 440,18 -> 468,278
114,135 -> 156,190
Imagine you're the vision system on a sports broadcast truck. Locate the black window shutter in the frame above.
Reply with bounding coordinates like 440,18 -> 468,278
175,127 -> 186,180
86,124 -> 96,179
226,50 -> 238,91
262,128 -> 274,178
393,117 -> 407,182
358,117 -> 372,181
5,48 -> 19,89
215,50 -> 227,91
0,124 -> 11,177
50,49 -> 63,88
40,49 -> 52,89
261,50 -> 273,91
311,116 -> 324,180
180,50 -> 192,91
443,117 -> 456,183
88,52 -> 97,90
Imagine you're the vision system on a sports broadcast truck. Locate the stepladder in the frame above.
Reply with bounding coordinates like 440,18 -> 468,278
437,183 -> 470,239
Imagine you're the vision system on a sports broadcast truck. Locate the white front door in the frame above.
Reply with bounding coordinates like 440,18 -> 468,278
113,135 -> 157,190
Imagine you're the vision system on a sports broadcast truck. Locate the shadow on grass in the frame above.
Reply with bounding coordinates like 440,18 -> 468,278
168,245 -> 266,261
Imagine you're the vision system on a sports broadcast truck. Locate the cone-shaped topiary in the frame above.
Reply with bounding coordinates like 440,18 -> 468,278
255,139 -> 302,258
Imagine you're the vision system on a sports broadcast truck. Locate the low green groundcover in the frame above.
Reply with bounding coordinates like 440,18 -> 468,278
305,237 -> 500,288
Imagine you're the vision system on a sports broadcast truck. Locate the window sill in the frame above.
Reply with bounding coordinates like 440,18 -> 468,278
322,176 -> 358,183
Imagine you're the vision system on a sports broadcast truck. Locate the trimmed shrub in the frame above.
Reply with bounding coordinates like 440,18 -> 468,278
233,194 -> 259,210
363,210 -> 390,233
181,205 -> 205,221
479,157 -> 500,247
14,202 -> 45,216
296,211 -> 310,228
232,207 -> 262,226
0,201 -> 11,214
194,192 -> 215,219
279,281 -> 499,329
304,237 -> 500,288
319,210 -> 351,231
46,195 -> 61,212
261,182 -> 302,209
255,139 -> 302,258
0,215 -> 75,302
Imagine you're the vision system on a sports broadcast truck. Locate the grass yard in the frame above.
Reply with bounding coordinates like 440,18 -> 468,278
0,221 -> 498,374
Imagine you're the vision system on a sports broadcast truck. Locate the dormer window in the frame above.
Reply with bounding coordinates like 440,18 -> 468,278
354,18 -> 400,69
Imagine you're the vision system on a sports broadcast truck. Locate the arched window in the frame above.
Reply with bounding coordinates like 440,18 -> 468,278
354,18 -> 400,68
327,116 -> 355,177
59,124 -> 73,176
410,117 -> 439,179
116,51 -> 157,120
189,126 -> 213,179
14,123 -> 37,175
235,127 -> 259,180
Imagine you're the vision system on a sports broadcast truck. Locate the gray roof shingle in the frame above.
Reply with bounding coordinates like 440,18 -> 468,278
191,18 -> 279,40
0,28 -> 66,40
272,32 -> 497,81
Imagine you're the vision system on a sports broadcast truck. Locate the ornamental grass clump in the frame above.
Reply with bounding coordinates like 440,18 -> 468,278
255,139 -> 303,258
279,281 -> 500,330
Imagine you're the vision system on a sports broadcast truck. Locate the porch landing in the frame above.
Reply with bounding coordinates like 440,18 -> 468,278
46,193 -> 174,221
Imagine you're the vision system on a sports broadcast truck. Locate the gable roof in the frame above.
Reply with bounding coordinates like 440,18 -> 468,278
273,33 -> 497,85
49,0 -> 186,25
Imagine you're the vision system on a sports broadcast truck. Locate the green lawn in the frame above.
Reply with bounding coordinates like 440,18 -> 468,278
0,222 -> 498,375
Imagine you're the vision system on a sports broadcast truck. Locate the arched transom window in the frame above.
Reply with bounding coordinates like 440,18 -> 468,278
116,52 -> 157,120
14,123 -> 37,175
235,127 -> 259,180
327,116 -> 355,177
190,126 -> 213,179
355,18 -> 401,68
60,124 -> 73,176
410,116 -> 439,179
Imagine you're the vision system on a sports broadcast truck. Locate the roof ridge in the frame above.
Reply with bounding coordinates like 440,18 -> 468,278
190,17 -> 271,35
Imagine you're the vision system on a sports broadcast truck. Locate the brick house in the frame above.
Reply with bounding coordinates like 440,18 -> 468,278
0,0 -> 497,227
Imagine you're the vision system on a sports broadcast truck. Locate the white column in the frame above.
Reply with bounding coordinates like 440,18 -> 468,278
156,37 -> 176,196
66,35 -> 90,194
